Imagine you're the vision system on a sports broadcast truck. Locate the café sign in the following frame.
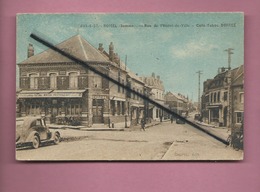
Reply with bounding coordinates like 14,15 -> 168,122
18,92 -> 83,98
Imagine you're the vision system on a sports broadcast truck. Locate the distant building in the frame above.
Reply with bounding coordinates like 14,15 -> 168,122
140,73 -> 165,121
165,92 -> 189,117
201,65 -> 244,127
230,65 -> 244,128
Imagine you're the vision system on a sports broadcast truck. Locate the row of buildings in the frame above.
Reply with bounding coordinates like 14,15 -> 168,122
16,35 -> 192,127
201,65 -> 244,129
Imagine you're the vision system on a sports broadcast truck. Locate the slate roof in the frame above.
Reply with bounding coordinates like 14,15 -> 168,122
231,65 -> 244,86
20,35 -> 110,64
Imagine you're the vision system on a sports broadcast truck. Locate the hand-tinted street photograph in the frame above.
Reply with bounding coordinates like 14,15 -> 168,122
16,13 -> 244,160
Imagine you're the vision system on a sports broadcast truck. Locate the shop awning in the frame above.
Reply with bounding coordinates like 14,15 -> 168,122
131,103 -> 144,108
110,96 -> 126,101
17,90 -> 87,98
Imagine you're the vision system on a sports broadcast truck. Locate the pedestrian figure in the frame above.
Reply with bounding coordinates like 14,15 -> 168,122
141,118 -> 146,131
160,115 -> 163,122
170,115 -> 174,124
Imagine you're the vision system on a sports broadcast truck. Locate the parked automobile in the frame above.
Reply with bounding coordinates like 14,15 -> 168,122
194,114 -> 201,121
176,118 -> 185,124
16,116 -> 61,149
176,113 -> 186,124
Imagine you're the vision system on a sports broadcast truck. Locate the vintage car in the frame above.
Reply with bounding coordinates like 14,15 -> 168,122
176,113 -> 186,124
16,116 -> 61,149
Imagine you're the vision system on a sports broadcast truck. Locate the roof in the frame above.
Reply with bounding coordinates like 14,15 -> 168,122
165,91 -> 188,102
231,65 -> 244,86
127,71 -> 144,84
140,76 -> 165,90
19,35 -> 110,64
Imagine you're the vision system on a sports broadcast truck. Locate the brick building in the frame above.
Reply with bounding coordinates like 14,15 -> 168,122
17,35 -> 145,127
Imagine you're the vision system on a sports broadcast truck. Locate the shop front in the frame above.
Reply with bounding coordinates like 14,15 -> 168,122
17,90 -> 86,124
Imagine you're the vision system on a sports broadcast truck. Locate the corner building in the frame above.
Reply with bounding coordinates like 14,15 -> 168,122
17,35 -> 131,127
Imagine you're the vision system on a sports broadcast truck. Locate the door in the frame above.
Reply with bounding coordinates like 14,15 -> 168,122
92,99 -> 104,124
223,106 -> 228,127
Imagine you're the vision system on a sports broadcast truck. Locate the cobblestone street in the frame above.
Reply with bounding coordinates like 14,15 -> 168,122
16,121 -> 243,161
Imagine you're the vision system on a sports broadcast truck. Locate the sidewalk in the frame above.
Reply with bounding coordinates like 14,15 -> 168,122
48,120 -> 162,132
193,120 -> 231,142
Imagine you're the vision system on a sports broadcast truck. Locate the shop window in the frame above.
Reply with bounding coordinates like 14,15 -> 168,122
122,102 -> 125,115
156,108 -> 159,118
50,73 -> 57,89
29,73 -> 38,89
110,100 -> 115,116
67,102 -> 82,115
117,101 -> 120,115
69,72 -> 78,89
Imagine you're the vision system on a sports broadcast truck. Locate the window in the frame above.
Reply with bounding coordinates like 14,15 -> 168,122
67,100 -> 82,115
29,73 -> 38,89
156,109 -> 159,118
110,100 -> 115,116
41,77 -> 46,86
50,73 -> 57,89
122,79 -> 125,93
235,112 -> 243,124
240,93 -> 244,103
214,92 -> 217,103
224,91 -> 228,101
118,71 -> 121,93
69,72 -> 78,89
217,92 -> 220,102
93,75 -> 102,88
36,119 -> 42,126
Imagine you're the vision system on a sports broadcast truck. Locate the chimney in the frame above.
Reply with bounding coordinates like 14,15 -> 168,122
109,42 -> 114,62
157,75 -> 160,80
152,72 -> 155,78
98,43 -> 104,52
28,43 -> 34,58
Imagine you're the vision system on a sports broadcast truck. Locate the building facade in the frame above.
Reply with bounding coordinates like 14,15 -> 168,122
165,92 -> 189,117
201,65 -> 244,128
17,35 -> 145,128
140,73 -> 166,121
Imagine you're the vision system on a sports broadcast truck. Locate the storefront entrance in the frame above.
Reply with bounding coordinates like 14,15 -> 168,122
92,99 -> 104,124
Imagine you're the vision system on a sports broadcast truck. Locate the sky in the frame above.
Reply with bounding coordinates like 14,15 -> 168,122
16,13 -> 244,101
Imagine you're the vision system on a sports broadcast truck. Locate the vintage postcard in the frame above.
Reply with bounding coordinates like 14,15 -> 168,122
16,13 -> 244,161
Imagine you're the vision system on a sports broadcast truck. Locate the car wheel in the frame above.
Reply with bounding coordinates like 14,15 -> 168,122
53,133 -> 60,145
32,135 -> 40,149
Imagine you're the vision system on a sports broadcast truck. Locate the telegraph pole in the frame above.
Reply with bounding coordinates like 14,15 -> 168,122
225,48 -> 234,128
196,70 -> 203,114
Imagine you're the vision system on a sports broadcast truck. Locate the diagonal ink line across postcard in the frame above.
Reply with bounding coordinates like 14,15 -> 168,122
30,33 -> 229,145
